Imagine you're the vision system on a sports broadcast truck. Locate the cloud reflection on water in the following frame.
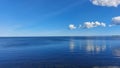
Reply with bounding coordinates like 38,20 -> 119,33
112,48 -> 120,57
69,39 -> 107,54
85,40 -> 107,54
69,38 -> 120,59
69,38 -> 75,52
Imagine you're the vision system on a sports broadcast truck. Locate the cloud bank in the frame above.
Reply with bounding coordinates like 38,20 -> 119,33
83,21 -> 106,28
69,21 -> 106,30
68,16 -> 120,30
90,0 -> 120,7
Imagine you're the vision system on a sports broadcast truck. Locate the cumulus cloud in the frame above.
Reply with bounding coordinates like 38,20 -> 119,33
69,24 -> 76,30
68,21 -> 107,30
83,21 -> 106,28
112,16 -> 120,25
90,0 -> 120,7
84,22 -> 95,28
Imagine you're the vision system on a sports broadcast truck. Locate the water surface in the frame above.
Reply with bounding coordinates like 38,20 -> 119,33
0,37 -> 120,68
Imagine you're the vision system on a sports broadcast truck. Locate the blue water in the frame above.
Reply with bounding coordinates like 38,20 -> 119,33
0,37 -> 120,68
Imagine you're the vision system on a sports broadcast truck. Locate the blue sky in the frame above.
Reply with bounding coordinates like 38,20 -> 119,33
0,0 -> 120,36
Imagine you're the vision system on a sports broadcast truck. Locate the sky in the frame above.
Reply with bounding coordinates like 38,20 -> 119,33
0,0 -> 120,36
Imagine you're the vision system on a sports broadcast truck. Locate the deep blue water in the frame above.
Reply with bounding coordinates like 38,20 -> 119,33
0,37 -> 120,68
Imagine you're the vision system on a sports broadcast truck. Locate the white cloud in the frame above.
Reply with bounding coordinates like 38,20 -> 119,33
112,16 -> 120,25
101,22 -> 106,27
69,24 -> 76,30
83,21 -> 106,28
84,22 -> 95,28
90,0 -> 120,7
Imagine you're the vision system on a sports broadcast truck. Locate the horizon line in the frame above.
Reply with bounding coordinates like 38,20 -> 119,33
0,35 -> 120,37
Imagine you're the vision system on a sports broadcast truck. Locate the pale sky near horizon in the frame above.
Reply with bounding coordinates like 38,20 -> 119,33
0,0 -> 120,36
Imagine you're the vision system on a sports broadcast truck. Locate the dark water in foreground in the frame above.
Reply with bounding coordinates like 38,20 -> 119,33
0,37 -> 120,68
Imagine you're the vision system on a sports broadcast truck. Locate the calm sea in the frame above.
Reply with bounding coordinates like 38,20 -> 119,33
0,37 -> 120,68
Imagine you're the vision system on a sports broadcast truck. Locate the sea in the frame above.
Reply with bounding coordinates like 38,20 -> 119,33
0,36 -> 120,68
